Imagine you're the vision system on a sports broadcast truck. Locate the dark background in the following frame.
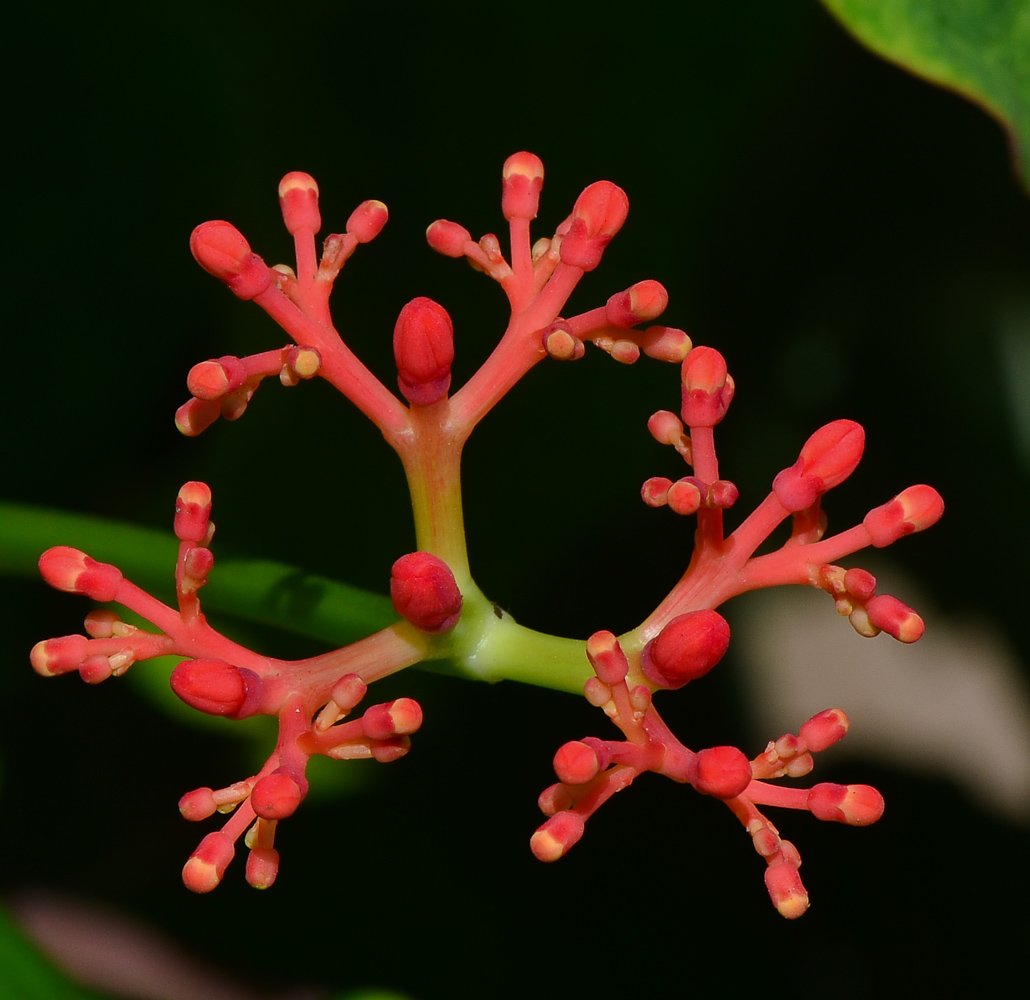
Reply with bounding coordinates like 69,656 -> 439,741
4,2 -> 1028,997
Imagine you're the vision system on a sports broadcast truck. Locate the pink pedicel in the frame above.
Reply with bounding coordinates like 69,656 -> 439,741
32,155 -> 941,916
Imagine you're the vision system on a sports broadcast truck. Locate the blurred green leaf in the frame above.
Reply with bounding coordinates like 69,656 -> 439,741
0,904 -> 102,1000
822,0 -> 1030,188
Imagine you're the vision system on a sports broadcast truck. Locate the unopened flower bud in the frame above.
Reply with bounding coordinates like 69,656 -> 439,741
843,568 -> 876,601
799,708 -> 850,752
553,741 -> 603,785
641,476 -> 673,507
182,831 -> 235,894
190,221 -> 271,300
530,811 -> 585,862
764,858 -> 809,919
246,847 -> 280,889
680,347 -> 734,427
39,547 -> 122,602
866,594 -> 924,642
175,397 -> 221,437
170,658 -> 262,718
538,783 -> 574,817
667,478 -> 703,515
863,484 -> 945,547
808,783 -> 884,825
647,410 -> 684,446
362,698 -> 423,739
502,152 -> 545,220
178,787 -> 218,822
772,419 -> 865,512
278,172 -> 321,234
174,482 -> 213,543
390,552 -> 462,632
346,199 -> 388,242
251,771 -> 305,820
330,673 -> 367,712
30,635 -> 89,677
639,326 -> 692,363
369,736 -> 413,763
559,181 -> 629,271
605,280 -> 669,328
393,297 -> 455,406
688,746 -> 752,799
187,356 -> 248,400
426,220 -> 472,257
585,630 -> 629,685
543,321 -> 585,360
641,610 -> 731,690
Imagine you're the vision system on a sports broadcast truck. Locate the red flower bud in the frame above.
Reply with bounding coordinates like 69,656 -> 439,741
585,630 -> 629,685
174,481 -> 212,543
178,787 -> 218,822
553,741 -> 603,785
866,594 -> 924,642
559,181 -> 629,271
799,708 -> 850,752
772,419 -> 865,512
605,280 -> 669,328
170,658 -> 262,717
393,297 -> 455,406
251,771 -> 305,820
182,831 -> 234,894
187,356 -> 248,400
390,552 -> 462,632
863,484 -> 944,547
688,746 -> 752,799
764,859 -> 809,919
39,547 -> 122,602
362,698 -> 423,739
641,610 -> 731,690
680,347 -> 734,427
530,811 -> 585,862
246,847 -> 280,889
808,783 -> 884,825
347,199 -> 388,243
426,219 -> 472,257
502,152 -> 545,221
189,221 -> 270,300
30,635 -> 89,677
278,172 -> 320,235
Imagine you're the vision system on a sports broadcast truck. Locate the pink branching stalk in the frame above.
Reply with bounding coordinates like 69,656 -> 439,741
31,154 -> 941,916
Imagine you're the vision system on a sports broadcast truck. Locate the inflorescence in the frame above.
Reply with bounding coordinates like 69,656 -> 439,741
31,154 -> 942,916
